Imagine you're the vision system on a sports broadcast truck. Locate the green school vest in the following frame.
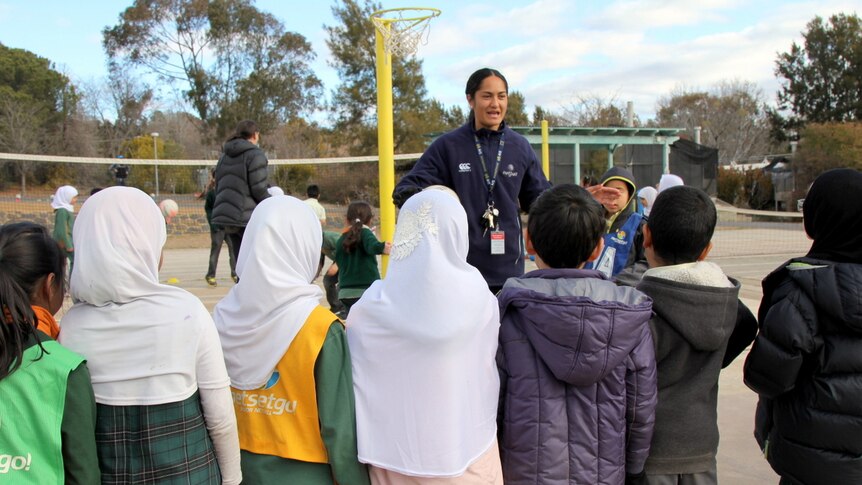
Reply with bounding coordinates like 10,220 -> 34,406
0,340 -> 84,484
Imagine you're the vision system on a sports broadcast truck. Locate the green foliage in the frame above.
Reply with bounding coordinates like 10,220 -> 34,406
0,43 -> 80,192
116,134 -> 200,193
325,0 -> 456,154
775,13 -> 862,124
717,167 -> 774,209
104,0 -> 322,139
507,91 -> 530,126
270,165 -> 316,196
793,122 -> 862,196
717,167 -> 745,204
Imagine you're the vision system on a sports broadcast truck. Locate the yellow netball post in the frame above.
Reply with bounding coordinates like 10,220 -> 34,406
541,120 -> 550,179
370,7 -> 440,275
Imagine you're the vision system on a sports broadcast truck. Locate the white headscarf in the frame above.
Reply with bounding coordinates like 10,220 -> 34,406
51,185 -> 78,212
659,174 -> 684,192
59,187 -> 229,405
267,186 -> 284,197
346,189 -> 500,477
214,196 -> 324,390
638,186 -> 658,216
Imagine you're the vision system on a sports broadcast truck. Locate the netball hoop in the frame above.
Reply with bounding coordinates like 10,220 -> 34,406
371,7 -> 440,57
370,7 -> 440,276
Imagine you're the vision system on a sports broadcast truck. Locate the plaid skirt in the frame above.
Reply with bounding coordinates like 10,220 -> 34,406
96,391 -> 221,484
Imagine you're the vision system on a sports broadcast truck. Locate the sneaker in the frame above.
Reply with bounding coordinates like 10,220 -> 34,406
232,275 -> 239,284
205,276 -> 217,287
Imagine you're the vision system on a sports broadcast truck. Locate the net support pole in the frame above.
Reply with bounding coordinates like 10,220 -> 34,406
374,22 -> 395,276
541,120 -> 550,179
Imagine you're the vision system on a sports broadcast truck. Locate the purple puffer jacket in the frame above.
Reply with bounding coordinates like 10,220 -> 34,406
497,268 -> 657,485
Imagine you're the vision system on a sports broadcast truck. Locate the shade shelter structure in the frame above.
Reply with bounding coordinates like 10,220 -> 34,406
511,126 -> 684,186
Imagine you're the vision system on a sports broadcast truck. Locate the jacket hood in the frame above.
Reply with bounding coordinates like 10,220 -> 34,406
223,137 -> 258,157
600,166 -> 638,224
600,167 -> 637,200
639,267 -> 740,351
763,258 -> 862,332
499,268 -> 652,386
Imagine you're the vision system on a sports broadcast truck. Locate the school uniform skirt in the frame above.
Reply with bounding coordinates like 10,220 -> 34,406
95,391 -> 220,484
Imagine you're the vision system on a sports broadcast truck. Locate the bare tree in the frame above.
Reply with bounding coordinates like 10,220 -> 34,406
562,94 -> 640,127
655,80 -> 773,164
0,96 -> 45,194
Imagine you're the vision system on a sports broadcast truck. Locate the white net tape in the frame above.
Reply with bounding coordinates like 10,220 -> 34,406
371,9 -> 437,57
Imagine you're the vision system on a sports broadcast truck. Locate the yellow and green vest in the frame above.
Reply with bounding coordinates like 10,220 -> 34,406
232,306 -> 336,463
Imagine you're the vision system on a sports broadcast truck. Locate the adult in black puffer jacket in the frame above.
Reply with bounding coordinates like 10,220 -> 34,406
212,120 -> 270,274
744,168 -> 862,485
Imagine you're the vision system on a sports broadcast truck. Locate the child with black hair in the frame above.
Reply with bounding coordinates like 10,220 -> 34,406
635,186 -> 745,485
497,183 -> 656,485
585,167 -> 645,278
0,222 -> 99,483
744,168 -> 862,485
334,201 -> 391,313
304,184 -> 327,225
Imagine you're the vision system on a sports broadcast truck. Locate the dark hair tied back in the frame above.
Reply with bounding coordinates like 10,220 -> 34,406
465,68 -> 508,98
342,201 -> 373,254
0,222 -> 66,381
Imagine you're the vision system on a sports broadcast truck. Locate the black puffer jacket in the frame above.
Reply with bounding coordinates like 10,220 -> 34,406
744,258 -> 862,485
211,138 -> 270,227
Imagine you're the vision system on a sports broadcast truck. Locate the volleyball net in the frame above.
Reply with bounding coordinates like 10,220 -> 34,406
0,152 -> 808,257
0,152 -> 421,237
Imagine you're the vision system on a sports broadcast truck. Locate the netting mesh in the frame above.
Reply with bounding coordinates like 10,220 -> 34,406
371,8 -> 439,57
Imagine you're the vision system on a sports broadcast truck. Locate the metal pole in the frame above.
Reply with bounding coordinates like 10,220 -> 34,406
574,143 -> 581,186
541,120 -> 550,180
151,132 -> 160,197
374,23 -> 394,276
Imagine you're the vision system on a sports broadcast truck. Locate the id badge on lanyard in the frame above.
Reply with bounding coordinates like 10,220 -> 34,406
490,230 -> 505,255
475,132 -> 506,256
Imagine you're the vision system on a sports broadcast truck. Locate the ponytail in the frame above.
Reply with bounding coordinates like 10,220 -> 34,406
0,222 -> 66,381
341,201 -> 373,254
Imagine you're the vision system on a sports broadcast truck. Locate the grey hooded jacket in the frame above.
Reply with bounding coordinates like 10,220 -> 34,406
637,272 -> 740,475
497,268 -> 656,485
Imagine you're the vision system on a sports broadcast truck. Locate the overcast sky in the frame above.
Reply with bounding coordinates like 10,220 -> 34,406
0,0 -> 859,123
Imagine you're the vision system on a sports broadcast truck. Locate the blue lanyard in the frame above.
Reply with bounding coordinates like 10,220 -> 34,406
473,131 -> 505,199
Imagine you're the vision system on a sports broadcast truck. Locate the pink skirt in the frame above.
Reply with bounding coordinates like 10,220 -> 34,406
368,440 -> 503,485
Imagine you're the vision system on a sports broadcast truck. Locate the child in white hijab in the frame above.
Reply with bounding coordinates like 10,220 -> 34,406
659,174 -> 684,192
59,187 -> 241,484
214,195 -> 370,485
51,185 -> 77,267
638,186 -> 658,217
347,187 -> 503,484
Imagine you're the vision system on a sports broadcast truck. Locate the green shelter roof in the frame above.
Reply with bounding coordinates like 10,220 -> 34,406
510,126 -> 685,137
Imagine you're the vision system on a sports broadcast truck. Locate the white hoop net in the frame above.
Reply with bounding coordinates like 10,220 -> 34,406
371,8 -> 440,57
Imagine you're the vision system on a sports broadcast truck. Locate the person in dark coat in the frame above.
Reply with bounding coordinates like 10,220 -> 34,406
212,120 -> 271,276
497,184 -> 656,485
744,168 -> 862,485
393,68 -> 550,292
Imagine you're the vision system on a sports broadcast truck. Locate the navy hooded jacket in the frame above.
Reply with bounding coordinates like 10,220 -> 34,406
394,120 -> 550,288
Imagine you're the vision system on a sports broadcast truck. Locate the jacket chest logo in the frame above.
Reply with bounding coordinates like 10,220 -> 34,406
502,163 -> 518,178
458,162 -> 471,173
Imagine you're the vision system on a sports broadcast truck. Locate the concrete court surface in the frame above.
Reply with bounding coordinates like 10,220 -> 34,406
158,234 -> 801,484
